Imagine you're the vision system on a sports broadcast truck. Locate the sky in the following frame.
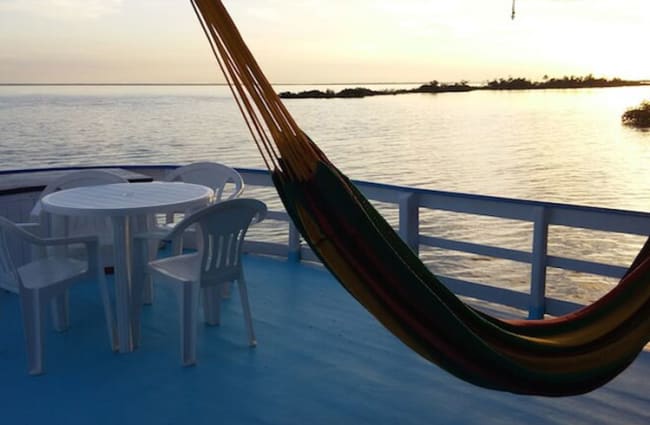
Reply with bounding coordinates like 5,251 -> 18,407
0,0 -> 648,84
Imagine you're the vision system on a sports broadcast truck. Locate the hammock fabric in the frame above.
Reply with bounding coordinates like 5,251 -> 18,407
191,0 -> 650,396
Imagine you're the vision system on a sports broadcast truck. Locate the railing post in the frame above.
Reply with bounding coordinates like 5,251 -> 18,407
529,206 -> 549,319
288,222 -> 302,262
398,192 -> 419,254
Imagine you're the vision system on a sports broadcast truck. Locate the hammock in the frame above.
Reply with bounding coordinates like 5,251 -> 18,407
190,0 -> 650,396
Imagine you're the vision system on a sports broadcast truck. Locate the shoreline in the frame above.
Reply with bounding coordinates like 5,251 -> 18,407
279,76 -> 650,99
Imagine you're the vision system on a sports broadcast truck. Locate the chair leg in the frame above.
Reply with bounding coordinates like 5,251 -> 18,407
202,286 -> 221,326
130,286 -> 144,350
142,278 -> 154,305
50,290 -> 70,332
97,271 -> 118,351
221,281 -> 232,298
130,255 -> 146,350
236,276 -> 256,347
179,282 -> 200,366
20,290 -> 45,375
143,238 -> 158,305
131,235 -> 154,348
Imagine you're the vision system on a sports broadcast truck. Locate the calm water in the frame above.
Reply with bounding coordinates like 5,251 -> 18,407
1,84 -> 650,306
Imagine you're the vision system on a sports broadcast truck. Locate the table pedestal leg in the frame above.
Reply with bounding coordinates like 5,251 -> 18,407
47,214 -> 71,332
130,214 -> 151,348
112,216 -> 133,353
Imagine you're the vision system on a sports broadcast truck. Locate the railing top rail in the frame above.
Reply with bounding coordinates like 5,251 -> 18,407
352,178 -> 650,219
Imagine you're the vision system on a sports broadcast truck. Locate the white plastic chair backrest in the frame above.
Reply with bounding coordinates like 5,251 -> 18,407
165,162 -> 244,202
30,170 -> 128,218
30,170 -> 128,247
170,199 -> 266,282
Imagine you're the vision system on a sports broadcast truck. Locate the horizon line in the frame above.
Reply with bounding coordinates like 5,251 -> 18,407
0,81 -> 428,87
2,78 -> 649,87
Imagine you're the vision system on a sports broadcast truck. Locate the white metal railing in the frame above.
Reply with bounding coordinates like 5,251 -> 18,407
231,167 -> 650,319
2,165 -> 649,319
377,183 -> 650,318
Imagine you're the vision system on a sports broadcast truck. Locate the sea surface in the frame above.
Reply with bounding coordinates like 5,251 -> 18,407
1,84 -> 650,306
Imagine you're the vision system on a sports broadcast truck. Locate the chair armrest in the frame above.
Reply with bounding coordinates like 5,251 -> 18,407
138,214 -> 196,244
3,219 -> 101,271
223,184 -> 245,201
16,222 -> 43,236
16,222 -> 47,258
134,228 -> 185,256
252,209 -> 267,225
32,233 -> 100,271
134,229 -> 174,242
40,234 -> 100,247
29,201 -> 43,222
4,220 -> 95,247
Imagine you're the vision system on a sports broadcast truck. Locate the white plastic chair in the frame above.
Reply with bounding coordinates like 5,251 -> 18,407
0,217 -> 116,375
160,161 -> 244,230
30,170 -> 128,268
133,198 -> 266,366
164,161 -> 244,205
143,162 -> 245,303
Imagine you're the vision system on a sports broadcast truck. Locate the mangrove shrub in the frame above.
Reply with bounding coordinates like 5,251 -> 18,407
622,100 -> 650,128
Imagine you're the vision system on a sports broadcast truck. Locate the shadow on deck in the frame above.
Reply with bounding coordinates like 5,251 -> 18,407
1,256 -> 648,425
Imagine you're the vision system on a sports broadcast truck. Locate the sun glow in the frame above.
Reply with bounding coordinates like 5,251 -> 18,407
0,0 -> 648,83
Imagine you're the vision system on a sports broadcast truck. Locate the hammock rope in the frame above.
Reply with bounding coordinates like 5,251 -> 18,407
191,0 -> 650,396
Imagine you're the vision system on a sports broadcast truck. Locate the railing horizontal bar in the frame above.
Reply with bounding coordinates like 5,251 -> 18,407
439,276 -> 531,312
265,210 -> 288,221
545,298 -> 584,316
418,195 -> 536,221
358,185 -> 404,203
420,236 -> 531,263
243,241 -> 286,257
546,256 -> 628,278
548,209 -> 650,235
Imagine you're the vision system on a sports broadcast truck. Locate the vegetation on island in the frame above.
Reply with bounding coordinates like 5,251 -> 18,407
278,74 -> 647,99
621,100 -> 650,128
485,74 -> 640,90
412,80 -> 473,93
278,87 -> 409,99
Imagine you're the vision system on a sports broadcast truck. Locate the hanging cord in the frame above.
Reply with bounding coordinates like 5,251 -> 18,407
511,0 -> 516,20
191,0 -> 321,181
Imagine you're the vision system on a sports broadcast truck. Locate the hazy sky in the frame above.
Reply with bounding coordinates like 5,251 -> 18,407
0,0 -> 648,84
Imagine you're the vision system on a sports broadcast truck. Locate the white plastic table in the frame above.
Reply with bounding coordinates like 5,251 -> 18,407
41,182 -> 215,353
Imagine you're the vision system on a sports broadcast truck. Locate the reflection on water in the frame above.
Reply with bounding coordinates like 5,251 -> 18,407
2,84 -> 650,306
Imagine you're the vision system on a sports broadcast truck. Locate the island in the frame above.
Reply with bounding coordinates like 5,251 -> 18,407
278,74 -> 647,99
622,100 -> 650,128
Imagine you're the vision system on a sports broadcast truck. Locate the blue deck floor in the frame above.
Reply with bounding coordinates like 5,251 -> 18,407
1,255 -> 648,425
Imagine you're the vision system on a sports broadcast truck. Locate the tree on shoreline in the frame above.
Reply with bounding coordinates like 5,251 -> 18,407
485,74 -> 636,90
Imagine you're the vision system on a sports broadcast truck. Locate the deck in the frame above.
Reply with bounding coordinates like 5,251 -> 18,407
1,255 -> 648,425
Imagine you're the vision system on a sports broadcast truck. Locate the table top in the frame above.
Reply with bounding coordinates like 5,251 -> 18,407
41,182 -> 215,217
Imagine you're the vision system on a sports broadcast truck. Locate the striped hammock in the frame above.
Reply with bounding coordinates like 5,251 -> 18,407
190,0 -> 650,396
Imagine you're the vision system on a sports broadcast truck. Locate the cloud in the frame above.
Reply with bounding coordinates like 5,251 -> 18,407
0,0 -> 124,20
